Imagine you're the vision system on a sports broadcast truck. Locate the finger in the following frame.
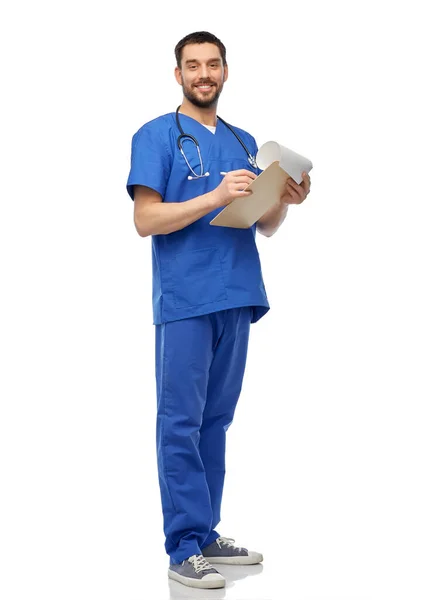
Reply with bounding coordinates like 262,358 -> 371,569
231,169 -> 257,179
230,177 -> 256,187
232,175 -> 256,183
234,184 -> 253,193
286,179 -> 303,195
230,189 -> 253,199
301,172 -> 311,194
285,182 -> 304,204
287,178 -> 306,201
242,180 -> 256,190
228,182 -> 252,193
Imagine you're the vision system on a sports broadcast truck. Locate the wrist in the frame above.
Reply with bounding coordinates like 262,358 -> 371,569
207,189 -> 223,210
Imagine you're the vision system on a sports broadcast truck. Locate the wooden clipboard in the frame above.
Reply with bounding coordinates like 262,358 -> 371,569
209,161 -> 289,229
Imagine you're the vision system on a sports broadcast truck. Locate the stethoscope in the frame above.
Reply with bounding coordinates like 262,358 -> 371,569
175,105 -> 258,180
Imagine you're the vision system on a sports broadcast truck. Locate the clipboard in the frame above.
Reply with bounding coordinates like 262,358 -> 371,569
209,161 -> 289,229
210,140 -> 313,229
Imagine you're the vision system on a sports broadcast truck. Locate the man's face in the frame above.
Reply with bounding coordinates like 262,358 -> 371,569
175,43 -> 228,108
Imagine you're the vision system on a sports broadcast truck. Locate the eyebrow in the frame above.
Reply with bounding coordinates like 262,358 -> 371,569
185,58 -> 221,64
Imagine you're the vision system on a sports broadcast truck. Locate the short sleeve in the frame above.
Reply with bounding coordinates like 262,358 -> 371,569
126,122 -> 172,201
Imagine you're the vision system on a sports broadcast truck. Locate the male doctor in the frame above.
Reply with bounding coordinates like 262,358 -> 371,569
126,31 -> 311,589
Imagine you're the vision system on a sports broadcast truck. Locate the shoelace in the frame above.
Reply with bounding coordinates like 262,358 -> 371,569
216,536 -> 244,551
187,554 -> 213,573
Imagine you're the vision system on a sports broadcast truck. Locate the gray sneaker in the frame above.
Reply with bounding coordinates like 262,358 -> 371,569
168,554 -> 225,589
202,536 -> 263,565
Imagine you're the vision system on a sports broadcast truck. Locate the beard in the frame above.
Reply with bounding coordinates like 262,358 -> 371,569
181,77 -> 224,108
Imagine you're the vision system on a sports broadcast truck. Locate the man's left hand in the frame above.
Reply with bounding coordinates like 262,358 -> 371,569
281,172 -> 311,205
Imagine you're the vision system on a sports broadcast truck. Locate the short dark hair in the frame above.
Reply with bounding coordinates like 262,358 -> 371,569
174,31 -> 227,69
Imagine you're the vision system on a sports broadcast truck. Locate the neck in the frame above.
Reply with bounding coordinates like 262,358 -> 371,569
178,99 -> 217,127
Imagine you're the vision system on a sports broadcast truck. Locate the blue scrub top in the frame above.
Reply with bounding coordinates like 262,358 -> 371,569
126,112 -> 270,325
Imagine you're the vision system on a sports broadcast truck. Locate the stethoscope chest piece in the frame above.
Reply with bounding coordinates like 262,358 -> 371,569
248,155 -> 258,169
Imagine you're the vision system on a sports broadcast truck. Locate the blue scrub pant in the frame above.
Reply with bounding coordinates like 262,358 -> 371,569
155,307 -> 252,564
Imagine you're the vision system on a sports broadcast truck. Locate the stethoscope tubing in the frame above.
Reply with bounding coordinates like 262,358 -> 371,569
175,105 -> 257,170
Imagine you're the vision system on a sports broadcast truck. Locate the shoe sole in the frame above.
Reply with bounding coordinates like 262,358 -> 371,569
168,569 -> 225,589
203,553 -> 263,565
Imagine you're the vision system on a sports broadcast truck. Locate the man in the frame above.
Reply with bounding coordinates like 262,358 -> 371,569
126,31 -> 311,590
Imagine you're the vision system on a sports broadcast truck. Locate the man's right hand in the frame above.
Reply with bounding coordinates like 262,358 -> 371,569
212,169 -> 257,208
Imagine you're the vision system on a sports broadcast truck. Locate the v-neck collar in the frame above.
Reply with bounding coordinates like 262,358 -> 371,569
175,111 -> 220,136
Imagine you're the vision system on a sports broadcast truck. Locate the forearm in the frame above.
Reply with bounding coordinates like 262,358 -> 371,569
135,192 -> 219,237
256,199 -> 289,237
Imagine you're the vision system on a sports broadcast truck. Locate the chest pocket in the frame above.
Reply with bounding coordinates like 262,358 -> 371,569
209,157 -> 259,178
170,247 -> 227,309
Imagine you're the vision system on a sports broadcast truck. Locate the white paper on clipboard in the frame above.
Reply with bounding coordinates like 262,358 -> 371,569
210,141 -> 313,229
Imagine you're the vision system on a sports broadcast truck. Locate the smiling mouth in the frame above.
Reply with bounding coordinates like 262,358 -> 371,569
195,84 -> 214,91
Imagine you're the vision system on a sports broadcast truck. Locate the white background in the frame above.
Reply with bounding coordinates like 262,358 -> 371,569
1,1 -> 420,599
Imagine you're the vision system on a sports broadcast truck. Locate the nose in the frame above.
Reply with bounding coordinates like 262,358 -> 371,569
198,64 -> 211,80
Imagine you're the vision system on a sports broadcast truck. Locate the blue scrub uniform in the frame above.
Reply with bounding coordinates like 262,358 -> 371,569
127,112 -> 270,563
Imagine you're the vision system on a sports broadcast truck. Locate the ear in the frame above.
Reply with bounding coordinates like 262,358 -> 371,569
174,66 -> 182,86
223,63 -> 229,83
